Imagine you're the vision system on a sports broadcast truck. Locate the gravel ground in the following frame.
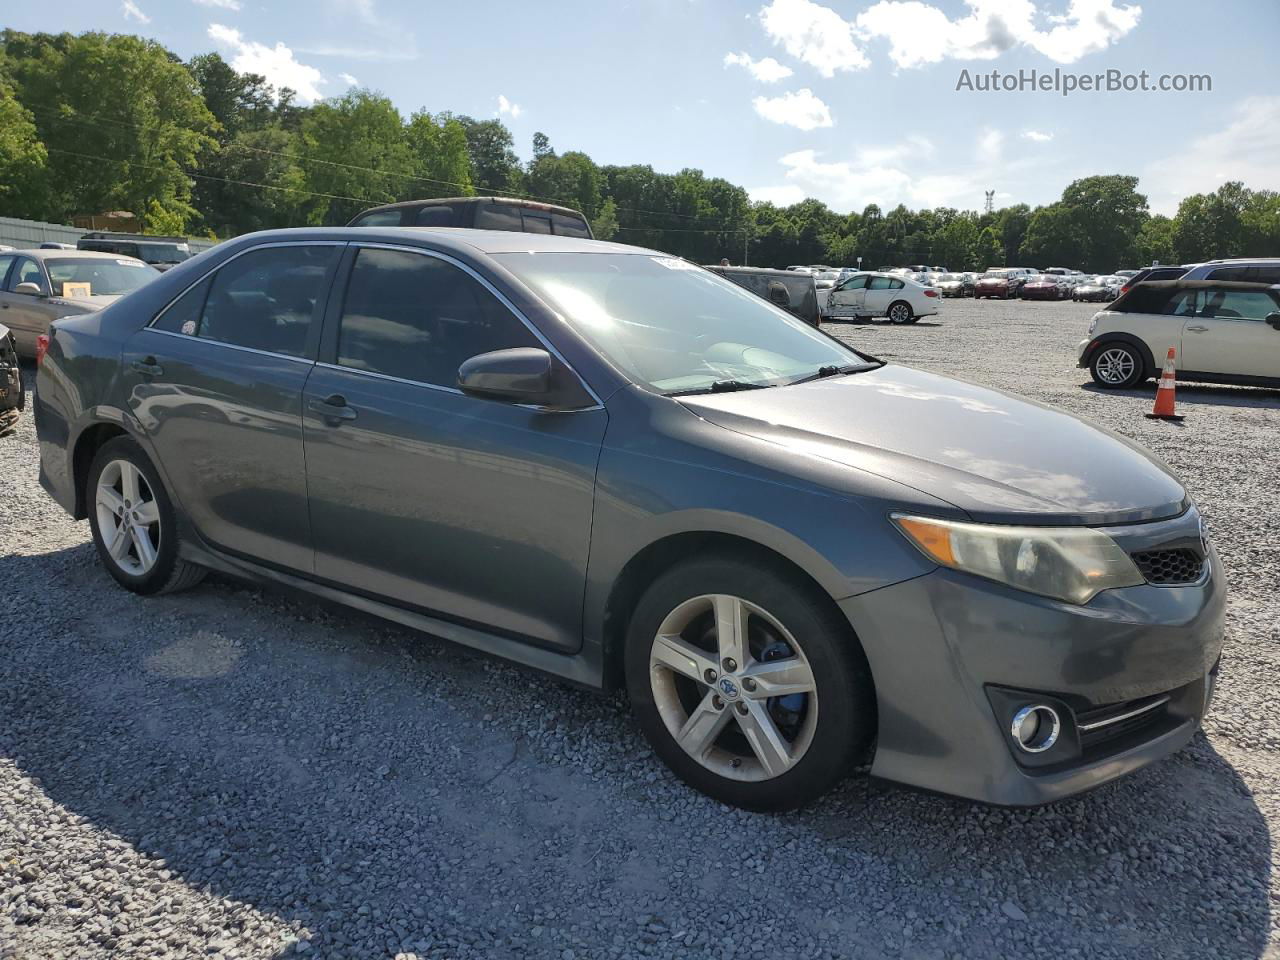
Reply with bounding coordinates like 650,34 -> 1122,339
2,297 -> 1279,960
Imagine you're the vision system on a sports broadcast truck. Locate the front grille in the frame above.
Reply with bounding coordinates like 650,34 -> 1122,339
1077,694 -> 1170,751
1131,548 -> 1204,585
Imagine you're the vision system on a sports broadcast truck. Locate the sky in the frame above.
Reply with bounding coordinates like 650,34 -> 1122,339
6,0 -> 1279,216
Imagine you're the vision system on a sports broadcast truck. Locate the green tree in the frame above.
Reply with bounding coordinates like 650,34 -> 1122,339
1135,214 -> 1176,267
974,226 -> 1002,270
297,90 -> 413,224
1019,203 -> 1087,267
3,30 -> 215,227
0,78 -> 47,216
591,196 -> 619,240
405,110 -> 473,198
1058,175 -> 1148,271
934,215 -> 980,270
443,114 -> 521,193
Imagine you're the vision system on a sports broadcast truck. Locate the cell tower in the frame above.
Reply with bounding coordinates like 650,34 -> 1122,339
984,190 -> 995,214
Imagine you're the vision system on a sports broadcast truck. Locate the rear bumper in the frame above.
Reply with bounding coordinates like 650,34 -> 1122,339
841,514 -> 1225,806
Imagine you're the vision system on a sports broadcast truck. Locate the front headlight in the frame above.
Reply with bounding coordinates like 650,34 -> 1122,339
892,514 -> 1144,604
1087,317 -> 1098,334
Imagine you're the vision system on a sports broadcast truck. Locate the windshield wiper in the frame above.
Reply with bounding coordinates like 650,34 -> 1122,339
667,379 -> 773,397
785,362 -> 880,386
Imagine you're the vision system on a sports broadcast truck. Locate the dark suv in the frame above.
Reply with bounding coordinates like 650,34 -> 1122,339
77,233 -> 192,271
348,197 -> 593,238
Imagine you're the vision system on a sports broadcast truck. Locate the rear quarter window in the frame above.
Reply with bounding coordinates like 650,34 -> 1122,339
1112,285 -> 1176,315
474,203 -> 524,232
551,213 -> 591,238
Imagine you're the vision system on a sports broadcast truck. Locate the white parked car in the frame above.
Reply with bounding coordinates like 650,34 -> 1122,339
1078,279 -> 1280,388
824,271 -> 941,324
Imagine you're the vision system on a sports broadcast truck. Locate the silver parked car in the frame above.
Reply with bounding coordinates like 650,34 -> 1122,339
0,248 -> 159,356
35,228 -> 1225,811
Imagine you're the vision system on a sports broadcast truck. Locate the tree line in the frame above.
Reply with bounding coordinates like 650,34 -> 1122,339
2,29 -> 1278,273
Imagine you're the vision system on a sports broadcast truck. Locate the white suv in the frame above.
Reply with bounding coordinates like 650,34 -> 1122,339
1078,280 -> 1280,388
1179,259 -> 1280,284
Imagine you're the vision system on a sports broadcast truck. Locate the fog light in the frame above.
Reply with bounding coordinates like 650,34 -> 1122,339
1010,705 -> 1060,753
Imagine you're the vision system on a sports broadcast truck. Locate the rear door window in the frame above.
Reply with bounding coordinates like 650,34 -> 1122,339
1205,265 -> 1280,284
351,210 -> 404,227
152,277 -> 213,335
414,205 -> 457,227
474,203 -> 524,232
521,212 -> 553,234
551,213 -> 591,238
193,245 -> 339,357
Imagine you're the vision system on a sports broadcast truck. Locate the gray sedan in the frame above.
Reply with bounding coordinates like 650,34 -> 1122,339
34,228 -> 1225,810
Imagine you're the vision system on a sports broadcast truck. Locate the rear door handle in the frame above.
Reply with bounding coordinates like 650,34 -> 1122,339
1185,325 -> 1209,333
308,394 -> 357,422
131,356 -> 164,376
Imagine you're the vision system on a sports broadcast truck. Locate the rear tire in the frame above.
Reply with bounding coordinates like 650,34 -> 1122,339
887,301 -> 913,325
87,437 -> 206,595
1089,341 -> 1146,389
625,554 -> 876,811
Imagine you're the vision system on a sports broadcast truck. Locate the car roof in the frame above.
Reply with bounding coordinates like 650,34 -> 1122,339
1134,279 -> 1280,292
214,227 -> 662,258
11,248 -> 147,262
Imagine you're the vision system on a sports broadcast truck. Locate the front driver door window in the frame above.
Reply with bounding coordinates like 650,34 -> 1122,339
828,274 -> 868,316
302,246 -> 607,651
1180,287 -> 1280,379
2,257 -> 54,352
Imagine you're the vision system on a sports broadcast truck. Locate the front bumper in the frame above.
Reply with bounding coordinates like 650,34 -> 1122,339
1077,337 -> 1095,367
841,511 -> 1225,805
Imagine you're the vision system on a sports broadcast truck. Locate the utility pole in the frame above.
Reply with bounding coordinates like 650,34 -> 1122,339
984,190 -> 995,215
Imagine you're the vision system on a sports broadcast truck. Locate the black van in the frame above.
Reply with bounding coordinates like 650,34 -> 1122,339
347,196 -> 593,238
704,265 -> 821,328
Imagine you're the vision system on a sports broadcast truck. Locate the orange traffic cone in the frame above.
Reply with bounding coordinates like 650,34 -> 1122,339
1145,347 -> 1184,421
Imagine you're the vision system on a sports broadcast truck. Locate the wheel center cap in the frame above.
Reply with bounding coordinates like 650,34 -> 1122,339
717,677 -> 740,701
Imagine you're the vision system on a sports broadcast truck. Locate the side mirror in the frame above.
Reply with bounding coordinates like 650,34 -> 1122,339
14,282 -> 44,297
458,347 -> 593,410
1267,313 -> 1280,331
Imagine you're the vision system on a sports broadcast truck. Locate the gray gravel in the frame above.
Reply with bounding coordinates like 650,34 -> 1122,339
2,297 -> 1279,959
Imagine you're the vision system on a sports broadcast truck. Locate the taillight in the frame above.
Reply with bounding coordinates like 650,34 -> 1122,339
35,334 -> 50,366
924,289 -> 938,297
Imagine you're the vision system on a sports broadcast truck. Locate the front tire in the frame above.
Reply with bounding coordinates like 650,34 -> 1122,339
87,437 -> 206,595
1089,342 -> 1146,389
625,555 -> 876,811
887,301 -> 914,325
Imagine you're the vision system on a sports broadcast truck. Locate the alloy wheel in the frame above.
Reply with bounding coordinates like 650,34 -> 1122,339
648,594 -> 818,782
888,303 -> 911,324
1095,347 -> 1137,385
95,459 -> 161,576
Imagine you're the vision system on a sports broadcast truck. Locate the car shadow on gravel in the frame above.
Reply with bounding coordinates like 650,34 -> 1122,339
1,545 -> 1272,959
1081,381 -> 1280,409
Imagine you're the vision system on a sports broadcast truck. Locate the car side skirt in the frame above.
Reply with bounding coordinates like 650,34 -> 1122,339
176,526 -> 606,690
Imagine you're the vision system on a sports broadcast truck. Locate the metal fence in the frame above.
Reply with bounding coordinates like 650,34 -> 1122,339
0,216 -> 221,253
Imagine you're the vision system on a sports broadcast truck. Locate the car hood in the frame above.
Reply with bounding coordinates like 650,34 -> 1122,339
976,277 -> 1009,284
680,365 -> 1187,525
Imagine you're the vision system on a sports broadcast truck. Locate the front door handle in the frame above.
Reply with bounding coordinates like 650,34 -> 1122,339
308,394 -> 357,422
1185,325 -> 1209,333
131,356 -> 164,376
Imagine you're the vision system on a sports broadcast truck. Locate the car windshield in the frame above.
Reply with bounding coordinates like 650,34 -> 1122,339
45,258 -> 160,296
939,274 -> 963,281
497,252 -> 873,394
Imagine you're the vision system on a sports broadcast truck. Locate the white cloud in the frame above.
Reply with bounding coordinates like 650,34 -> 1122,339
758,0 -> 869,77
723,51 -> 794,83
339,72 -> 359,86
760,0 -> 1141,73
748,184 -> 807,206
207,24 -> 326,103
752,88 -> 833,130
497,95 -> 522,119
192,0 -> 242,9
121,0 -> 150,23
1143,96 -> 1280,215
755,132 -> 1048,212
1022,129 -> 1054,142
976,127 -> 1004,162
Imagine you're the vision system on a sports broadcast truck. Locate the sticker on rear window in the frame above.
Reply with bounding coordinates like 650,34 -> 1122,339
117,259 -> 144,267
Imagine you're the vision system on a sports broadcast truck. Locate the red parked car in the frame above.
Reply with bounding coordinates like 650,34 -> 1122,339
1020,276 -> 1070,300
973,270 -> 1021,299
